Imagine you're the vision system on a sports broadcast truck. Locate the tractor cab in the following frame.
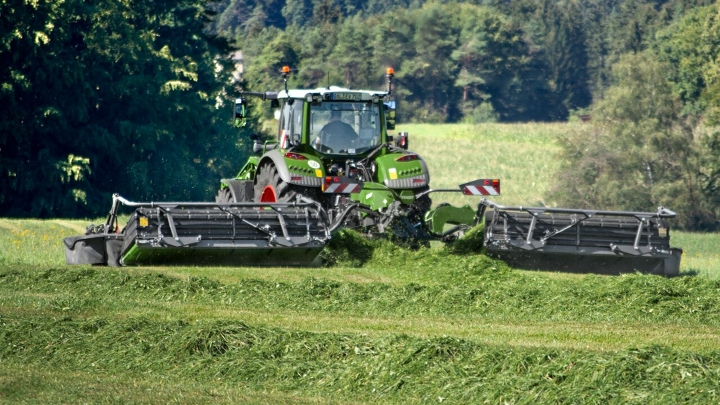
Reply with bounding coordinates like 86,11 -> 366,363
274,87 -> 386,157
309,100 -> 381,155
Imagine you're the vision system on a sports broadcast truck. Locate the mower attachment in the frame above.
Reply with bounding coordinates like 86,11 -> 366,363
65,194 -> 330,266
422,179 -> 500,239
481,200 -> 682,276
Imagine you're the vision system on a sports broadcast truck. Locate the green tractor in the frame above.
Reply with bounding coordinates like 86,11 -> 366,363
216,68 -> 481,241
64,67 -> 682,275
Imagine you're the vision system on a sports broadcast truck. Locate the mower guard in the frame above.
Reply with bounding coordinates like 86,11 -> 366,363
481,200 -> 682,276
64,194 -> 330,266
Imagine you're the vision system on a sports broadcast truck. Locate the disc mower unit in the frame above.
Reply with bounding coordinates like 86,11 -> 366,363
483,202 -> 682,276
64,195 -> 330,266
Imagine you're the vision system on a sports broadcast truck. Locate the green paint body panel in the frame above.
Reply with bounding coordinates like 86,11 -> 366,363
350,182 -> 397,211
235,156 -> 260,181
424,204 -> 478,236
374,153 -> 425,184
284,154 -> 324,177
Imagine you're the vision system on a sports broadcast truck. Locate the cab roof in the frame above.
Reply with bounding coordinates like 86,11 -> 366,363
278,86 -> 389,101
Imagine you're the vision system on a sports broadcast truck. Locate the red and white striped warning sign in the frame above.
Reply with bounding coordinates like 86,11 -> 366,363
323,176 -> 363,194
323,182 -> 360,193
460,179 -> 501,196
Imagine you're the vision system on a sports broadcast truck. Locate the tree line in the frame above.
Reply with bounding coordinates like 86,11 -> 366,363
1,0 -> 718,229
217,0 -> 715,123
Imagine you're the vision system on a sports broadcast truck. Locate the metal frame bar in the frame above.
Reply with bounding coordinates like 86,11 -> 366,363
479,198 -> 677,219
111,194 -> 319,210
482,198 -> 676,256
109,194 -> 330,249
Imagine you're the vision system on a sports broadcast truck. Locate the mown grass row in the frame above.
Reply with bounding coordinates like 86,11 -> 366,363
2,229 -> 719,403
3,313 -> 720,405
3,242 -> 720,330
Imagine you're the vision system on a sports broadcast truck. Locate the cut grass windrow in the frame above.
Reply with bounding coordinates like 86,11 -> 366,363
3,264 -> 720,330
2,315 -> 720,405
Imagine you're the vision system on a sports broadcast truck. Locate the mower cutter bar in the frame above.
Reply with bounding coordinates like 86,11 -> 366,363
479,199 -> 682,276
64,194 -> 331,267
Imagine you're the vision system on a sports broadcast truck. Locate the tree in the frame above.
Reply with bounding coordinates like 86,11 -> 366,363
326,16 -> 374,88
282,0 -> 314,27
397,2 -> 461,122
655,3 -> 720,118
0,0 -> 243,217
549,53 -> 718,230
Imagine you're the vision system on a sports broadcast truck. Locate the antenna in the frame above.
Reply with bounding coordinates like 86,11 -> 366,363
326,72 -> 330,89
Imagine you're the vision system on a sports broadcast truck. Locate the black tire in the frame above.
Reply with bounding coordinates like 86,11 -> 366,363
254,162 -> 316,203
215,188 -> 234,203
410,186 -> 432,218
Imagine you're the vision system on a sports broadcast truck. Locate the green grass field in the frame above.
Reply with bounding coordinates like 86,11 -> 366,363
2,123 -> 720,404
400,123 -> 565,208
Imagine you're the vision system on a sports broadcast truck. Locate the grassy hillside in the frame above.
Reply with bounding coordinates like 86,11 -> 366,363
398,123 -> 565,208
2,123 -> 720,404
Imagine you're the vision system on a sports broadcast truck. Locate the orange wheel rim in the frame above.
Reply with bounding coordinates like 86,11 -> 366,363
260,185 -> 277,202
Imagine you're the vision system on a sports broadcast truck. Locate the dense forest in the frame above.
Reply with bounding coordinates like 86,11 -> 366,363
1,0 -> 719,229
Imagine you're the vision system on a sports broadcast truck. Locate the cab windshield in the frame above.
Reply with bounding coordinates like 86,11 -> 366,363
310,102 -> 381,155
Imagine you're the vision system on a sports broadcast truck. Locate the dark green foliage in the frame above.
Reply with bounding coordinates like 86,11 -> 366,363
0,0 -> 246,218
230,0 -> 719,124
239,2 -> 557,123
550,4 -> 720,230
655,3 -> 720,120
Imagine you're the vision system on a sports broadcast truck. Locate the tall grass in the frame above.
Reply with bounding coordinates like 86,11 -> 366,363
672,232 -> 720,278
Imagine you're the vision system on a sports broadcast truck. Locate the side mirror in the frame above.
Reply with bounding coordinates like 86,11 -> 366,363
234,98 -> 247,128
384,101 -> 396,130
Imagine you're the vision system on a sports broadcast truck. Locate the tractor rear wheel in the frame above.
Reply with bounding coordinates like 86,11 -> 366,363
254,162 -> 314,203
215,188 -> 234,203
